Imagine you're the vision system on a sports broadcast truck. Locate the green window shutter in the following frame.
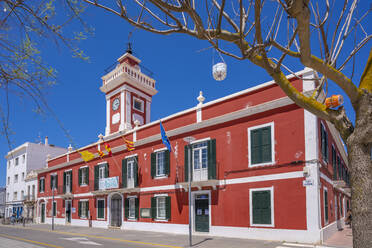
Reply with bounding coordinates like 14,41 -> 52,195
85,167 -> 89,185
135,198 -> 139,219
55,175 -> 58,189
124,198 -> 129,219
122,159 -> 127,188
78,201 -> 82,217
94,165 -> 99,190
252,191 -> 271,225
39,179 -> 41,192
184,145 -> 191,182
324,190 -> 328,222
97,200 -> 104,219
63,173 -> 66,193
166,196 -> 171,220
251,129 -> 262,164
261,127 -> 272,163
134,156 -> 138,187
87,201 -> 90,217
165,150 -> 170,176
151,153 -> 156,178
208,139 -> 217,179
105,163 -> 109,178
151,197 -> 156,219
78,169 -> 82,186
50,176 -> 53,189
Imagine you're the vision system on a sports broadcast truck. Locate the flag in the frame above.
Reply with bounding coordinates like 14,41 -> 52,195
79,150 -> 95,162
105,144 -> 112,156
160,121 -> 172,152
97,149 -> 105,158
123,138 -> 135,151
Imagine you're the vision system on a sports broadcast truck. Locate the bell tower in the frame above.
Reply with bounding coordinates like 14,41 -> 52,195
100,45 -> 157,136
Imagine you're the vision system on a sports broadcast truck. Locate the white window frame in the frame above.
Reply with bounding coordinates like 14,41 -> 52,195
22,172 -> 25,181
99,166 -> 105,180
247,122 -> 275,167
191,141 -> 209,182
14,191 -> 18,201
96,198 -> 105,220
324,187 -> 329,225
65,172 -> 71,193
133,97 -> 144,112
80,199 -> 89,219
14,174 -> 18,183
15,157 -> 19,166
128,196 -> 137,220
156,196 -> 167,220
80,167 -> 88,186
7,177 -> 10,185
249,186 -> 275,227
156,150 -> 166,177
40,177 -> 45,193
320,122 -> 329,163
22,154 -> 25,164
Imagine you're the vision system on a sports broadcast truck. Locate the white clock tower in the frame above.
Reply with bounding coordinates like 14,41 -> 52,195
100,46 -> 157,135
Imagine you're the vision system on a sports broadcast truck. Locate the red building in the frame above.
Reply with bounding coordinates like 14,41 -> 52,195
37,50 -> 350,244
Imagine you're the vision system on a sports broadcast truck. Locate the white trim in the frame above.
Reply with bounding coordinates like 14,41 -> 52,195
320,172 -> 333,185
97,161 -> 108,165
249,186 -> 275,227
191,190 -> 211,233
64,169 -> 72,172
126,195 -> 138,199
107,192 -> 123,227
154,193 -> 168,197
153,147 -> 168,153
190,137 -> 211,144
247,122 -> 275,167
79,165 -> 88,169
125,154 -> 138,159
96,198 -> 106,220
79,199 -> 89,202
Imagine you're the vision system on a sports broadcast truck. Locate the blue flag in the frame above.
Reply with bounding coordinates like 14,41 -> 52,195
160,121 -> 172,152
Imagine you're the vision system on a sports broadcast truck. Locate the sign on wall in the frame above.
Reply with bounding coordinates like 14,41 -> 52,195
140,208 -> 151,218
99,177 -> 119,190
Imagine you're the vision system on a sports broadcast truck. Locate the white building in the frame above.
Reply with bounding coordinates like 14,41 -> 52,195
5,137 -> 67,218
23,170 -> 38,221
0,187 -> 5,218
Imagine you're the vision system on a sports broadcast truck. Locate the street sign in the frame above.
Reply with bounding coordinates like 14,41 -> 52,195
71,207 -> 76,213
303,179 -> 314,186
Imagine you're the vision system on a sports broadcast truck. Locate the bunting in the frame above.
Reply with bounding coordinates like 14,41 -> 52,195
97,149 -> 105,158
123,138 -> 135,151
105,144 -> 112,156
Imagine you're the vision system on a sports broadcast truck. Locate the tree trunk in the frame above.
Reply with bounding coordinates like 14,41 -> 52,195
347,91 -> 372,248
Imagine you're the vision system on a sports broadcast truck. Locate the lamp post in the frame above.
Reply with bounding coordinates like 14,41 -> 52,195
183,136 -> 195,247
52,179 -> 55,231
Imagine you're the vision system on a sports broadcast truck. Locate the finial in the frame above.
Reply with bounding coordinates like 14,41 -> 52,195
197,91 -> 205,105
68,144 -> 73,152
134,119 -> 140,128
98,134 -> 104,142
126,32 -> 133,54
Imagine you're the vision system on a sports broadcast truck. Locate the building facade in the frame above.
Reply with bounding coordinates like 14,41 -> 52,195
0,187 -> 5,218
37,51 -> 350,244
5,138 -> 67,218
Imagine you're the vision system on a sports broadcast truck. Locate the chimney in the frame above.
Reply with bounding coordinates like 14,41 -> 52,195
45,136 -> 48,146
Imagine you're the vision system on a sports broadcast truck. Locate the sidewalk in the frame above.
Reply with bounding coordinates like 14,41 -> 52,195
323,226 -> 353,248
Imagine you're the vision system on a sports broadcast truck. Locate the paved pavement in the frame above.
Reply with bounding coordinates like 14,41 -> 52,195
323,226 -> 353,248
0,236 -> 44,248
0,223 -> 352,248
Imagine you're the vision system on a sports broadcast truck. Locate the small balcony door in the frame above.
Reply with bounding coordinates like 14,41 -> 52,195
192,142 -> 208,182
127,160 -> 135,188
65,173 -> 71,193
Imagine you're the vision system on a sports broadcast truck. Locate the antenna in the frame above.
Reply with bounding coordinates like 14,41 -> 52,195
126,31 -> 133,54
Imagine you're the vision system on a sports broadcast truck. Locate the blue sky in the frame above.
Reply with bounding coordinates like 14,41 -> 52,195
0,2 -> 370,186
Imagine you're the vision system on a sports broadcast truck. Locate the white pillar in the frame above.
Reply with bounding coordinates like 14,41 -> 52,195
105,97 -> 110,135
119,91 -> 125,131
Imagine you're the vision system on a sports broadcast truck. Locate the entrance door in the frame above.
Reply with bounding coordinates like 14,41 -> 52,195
110,194 -> 122,227
40,203 -> 45,223
195,194 -> 209,232
66,200 -> 72,223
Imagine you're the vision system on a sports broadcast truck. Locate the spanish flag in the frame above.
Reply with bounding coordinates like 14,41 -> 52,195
79,150 -> 95,162
97,149 -> 105,158
105,144 -> 112,156
123,138 -> 135,151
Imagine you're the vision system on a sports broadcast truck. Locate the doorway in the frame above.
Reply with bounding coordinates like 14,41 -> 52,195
194,193 -> 210,232
65,200 -> 72,223
110,194 -> 122,227
40,203 -> 45,223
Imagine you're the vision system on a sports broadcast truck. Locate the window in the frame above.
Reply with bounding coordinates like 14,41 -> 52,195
324,188 -> 329,224
78,200 -> 89,218
129,198 -> 136,219
14,174 -> 18,183
99,166 -> 105,179
97,199 -> 105,219
321,123 -> 329,163
15,157 -> 19,166
32,185 -> 35,198
50,174 -> 58,190
64,171 -> 72,193
151,196 -> 171,220
22,172 -> 24,181
53,201 -> 57,217
133,97 -> 144,112
22,155 -> 25,164
7,177 -> 10,185
332,146 -> 337,180
6,193 -> 9,201
7,161 -> 10,169
79,167 -> 89,186
21,190 -> 24,200
184,139 -> 216,182
122,157 -> 138,189
125,197 -> 138,220
250,187 -> 274,227
151,150 -> 170,178
248,123 -> 274,166
337,156 -> 341,180
27,186 -> 30,198
39,178 -> 45,193
94,163 -> 108,190
14,192 -> 18,200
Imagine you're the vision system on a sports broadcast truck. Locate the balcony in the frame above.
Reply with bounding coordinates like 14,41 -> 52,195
100,62 -> 157,96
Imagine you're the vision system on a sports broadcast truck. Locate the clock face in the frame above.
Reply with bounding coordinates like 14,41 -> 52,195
112,98 -> 120,111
